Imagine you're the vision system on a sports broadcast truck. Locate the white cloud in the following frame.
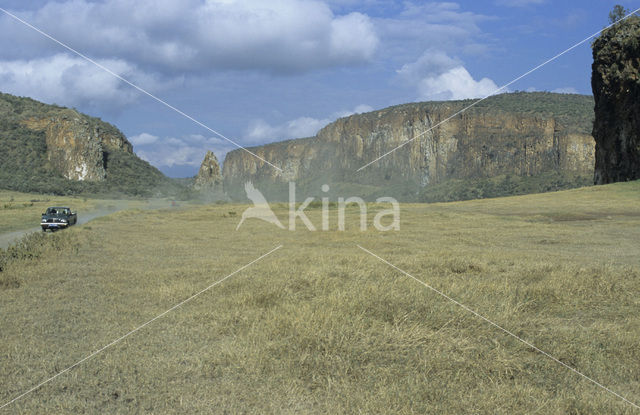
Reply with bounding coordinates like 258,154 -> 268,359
418,66 -> 499,101
397,51 -> 461,83
1,0 -> 378,75
245,104 -> 374,142
340,104 -> 374,117
551,87 -> 578,94
129,132 -> 159,146
329,13 -> 378,63
397,50 -> 500,101
246,117 -> 329,143
0,53 -> 168,111
134,134 -> 235,170
375,2 -> 493,62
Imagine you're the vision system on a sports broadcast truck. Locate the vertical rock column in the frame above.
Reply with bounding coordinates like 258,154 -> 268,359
592,17 -> 640,184
194,150 -> 223,190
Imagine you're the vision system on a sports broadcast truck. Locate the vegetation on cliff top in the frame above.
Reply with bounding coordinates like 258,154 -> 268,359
592,8 -> 640,91
396,91 -> 595,135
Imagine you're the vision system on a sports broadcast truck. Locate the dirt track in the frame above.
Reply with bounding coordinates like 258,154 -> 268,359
0,208 -> 121,250
0,199 -> 186,250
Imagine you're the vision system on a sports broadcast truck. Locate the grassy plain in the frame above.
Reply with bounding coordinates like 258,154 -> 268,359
0,182 -> 639,413
0,189 -> 188,235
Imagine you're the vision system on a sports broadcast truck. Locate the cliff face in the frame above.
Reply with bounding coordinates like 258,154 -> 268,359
592,16 -> 640,184
193,150 -> 222,190
0,91 -> 179,196
21,108 -> 133,181
222,93 -> 595,199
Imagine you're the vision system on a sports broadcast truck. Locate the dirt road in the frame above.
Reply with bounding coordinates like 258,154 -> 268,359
0,208 -> 121,250
0,199 -> 186,250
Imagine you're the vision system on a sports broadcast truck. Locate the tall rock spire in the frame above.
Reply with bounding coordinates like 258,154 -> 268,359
193,150 -> 223,190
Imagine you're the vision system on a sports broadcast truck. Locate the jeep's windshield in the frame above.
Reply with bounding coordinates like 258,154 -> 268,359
46,208 -> 70,215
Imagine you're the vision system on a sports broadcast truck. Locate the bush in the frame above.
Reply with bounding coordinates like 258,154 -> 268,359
0,230 -> 78,289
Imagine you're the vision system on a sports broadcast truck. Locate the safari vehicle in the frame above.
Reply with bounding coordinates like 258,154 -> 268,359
41,207 -> 77,232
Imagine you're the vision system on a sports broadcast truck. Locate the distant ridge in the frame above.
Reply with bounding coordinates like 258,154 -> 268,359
221,92 -> 596,202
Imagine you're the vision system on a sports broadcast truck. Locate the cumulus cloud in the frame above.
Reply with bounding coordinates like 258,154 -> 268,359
329,13 -> 378,63
376,2 -> 492,62
337,104 -> 375,118
246,117 -> 329,143
129,132 -> 160,146
245,104 -> 374,142
397,50 -> 500,101
1,0 -> 378,75
134,133 -> 235,170
0,53 -> 168,111
396,51 -> 461,82
417,67 -> 499,101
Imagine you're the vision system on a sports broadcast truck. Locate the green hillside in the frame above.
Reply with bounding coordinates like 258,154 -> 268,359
0,92 -> 188,198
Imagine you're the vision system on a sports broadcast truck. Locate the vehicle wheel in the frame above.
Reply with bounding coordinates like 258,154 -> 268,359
42,228 -> 46,232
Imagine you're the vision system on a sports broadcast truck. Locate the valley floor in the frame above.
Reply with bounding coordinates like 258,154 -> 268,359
0,191 -> 188,249
1,182 -> 639,414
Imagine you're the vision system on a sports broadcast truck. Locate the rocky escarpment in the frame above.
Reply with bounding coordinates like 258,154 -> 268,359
193,150 -> 222,190
21,108 -> 133,181
0,91 -> 181,197
223,92 -> 595,199
592,15 -> 640,184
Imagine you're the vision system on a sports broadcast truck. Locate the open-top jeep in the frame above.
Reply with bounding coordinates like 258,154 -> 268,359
41,207 -> 77,232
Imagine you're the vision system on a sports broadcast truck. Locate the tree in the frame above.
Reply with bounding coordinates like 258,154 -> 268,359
609,5 -> 629,24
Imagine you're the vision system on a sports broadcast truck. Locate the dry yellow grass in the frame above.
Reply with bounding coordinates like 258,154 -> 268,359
0,182 -> 639,413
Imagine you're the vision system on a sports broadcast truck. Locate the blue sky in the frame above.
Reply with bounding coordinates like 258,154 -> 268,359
0,0 -> 635,177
